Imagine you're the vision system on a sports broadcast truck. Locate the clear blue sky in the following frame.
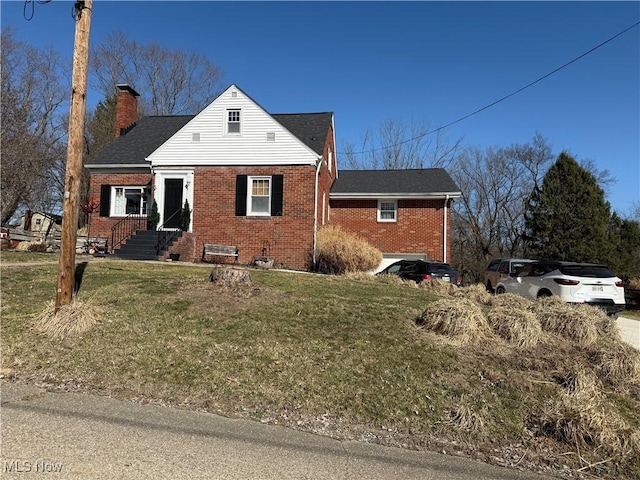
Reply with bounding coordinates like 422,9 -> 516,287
2,1 -> 639,215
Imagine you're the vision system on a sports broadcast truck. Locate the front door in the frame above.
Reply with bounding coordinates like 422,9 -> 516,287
163,179 -> 183,229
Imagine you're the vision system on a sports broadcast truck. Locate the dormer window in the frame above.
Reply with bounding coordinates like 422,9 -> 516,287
227,109 -> 241,134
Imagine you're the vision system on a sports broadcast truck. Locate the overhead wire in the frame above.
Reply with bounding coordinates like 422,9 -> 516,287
340,20 -> 640,157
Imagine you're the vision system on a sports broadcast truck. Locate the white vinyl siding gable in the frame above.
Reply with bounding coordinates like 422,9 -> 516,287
147,85 -> 320,167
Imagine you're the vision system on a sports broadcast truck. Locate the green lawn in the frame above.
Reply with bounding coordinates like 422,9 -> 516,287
2,251 -> 639,479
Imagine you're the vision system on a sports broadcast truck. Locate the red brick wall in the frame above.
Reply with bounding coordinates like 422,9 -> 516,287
329,198 -> 453,262
193,166 -> 317,270
87,172 -> 153,240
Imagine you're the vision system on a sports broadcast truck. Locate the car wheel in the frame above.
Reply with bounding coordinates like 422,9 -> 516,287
537,290 -> 552,298
496,286 -> 506,295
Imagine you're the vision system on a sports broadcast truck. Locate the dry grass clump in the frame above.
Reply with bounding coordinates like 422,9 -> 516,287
447,396 -> 487,433
315,225 -> 383,275
419,279 -> 458,296
487,306 -> 542,348
33,299 -> 102,339
591,343 -> 640,390
373,273 -> 409,286
536,368 -> 640,460
627,277 -> 640,289
451,283 -> 493,306
534,300 -> 600,347
417,298 -> 489,345
490,292 -> 533,310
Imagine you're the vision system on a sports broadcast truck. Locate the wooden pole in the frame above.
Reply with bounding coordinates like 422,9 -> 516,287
55,0 -> 93,312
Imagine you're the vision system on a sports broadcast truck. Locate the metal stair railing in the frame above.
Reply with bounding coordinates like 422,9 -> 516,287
155,210 -> 182,255
110,213 -> 147,254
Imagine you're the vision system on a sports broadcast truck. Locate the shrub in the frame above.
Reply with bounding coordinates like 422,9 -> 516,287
315,225 -> 382,274
27,243 -> 48,253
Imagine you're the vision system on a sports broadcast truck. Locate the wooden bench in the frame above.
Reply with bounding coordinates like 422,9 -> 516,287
87,236 -> 108,255
202,244 -> 239,263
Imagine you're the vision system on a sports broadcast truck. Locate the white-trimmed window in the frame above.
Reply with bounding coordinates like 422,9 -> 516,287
248,176 -> 271,216
111,186 -> 150,216
378,200 -> 397,222
227,109 -> 241,134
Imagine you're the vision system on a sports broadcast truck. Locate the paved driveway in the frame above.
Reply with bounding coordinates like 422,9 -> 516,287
617,315 -> 640,350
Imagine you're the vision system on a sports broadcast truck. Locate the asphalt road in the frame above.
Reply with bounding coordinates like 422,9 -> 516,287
1,383 -> 553,480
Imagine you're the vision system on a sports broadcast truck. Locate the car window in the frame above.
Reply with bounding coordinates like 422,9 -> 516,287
516,264 -> 534,277
486,260 -> 500,272
385,264 -> 402,274
559,265 -> 615,278
510,262 -> 530,274
400,263 -> 418,274
431,264 -> 452,274
498,262 -> 509,274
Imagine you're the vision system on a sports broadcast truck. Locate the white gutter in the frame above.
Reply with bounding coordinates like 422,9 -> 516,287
443,195 -> 449,262
312,157 -> 325,268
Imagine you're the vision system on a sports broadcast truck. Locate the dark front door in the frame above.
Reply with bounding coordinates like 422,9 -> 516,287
163,179 -> 183,229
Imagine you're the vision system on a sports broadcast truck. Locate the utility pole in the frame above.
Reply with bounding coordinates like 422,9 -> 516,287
55,0 -> 93,312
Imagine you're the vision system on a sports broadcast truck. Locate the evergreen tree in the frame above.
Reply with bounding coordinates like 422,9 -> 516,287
608,213 -> 640,279
524,152 -> 612,263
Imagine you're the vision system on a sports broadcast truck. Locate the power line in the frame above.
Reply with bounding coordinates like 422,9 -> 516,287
340,20 -> 640,157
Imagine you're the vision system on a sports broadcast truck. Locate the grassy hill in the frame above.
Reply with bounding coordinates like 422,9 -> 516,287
2,252 -> 639,479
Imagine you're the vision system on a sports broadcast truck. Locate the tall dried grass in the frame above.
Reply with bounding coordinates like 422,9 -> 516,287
591,343 -> 640,390
487,306 -> 542,349
315,225 -> 383,275
537,368 -> 640,459
33,299 -> 102,339
451,283 -> 493,306
447,395 -> 487,433
533,299 -> 600,347
418,298 -> 489,345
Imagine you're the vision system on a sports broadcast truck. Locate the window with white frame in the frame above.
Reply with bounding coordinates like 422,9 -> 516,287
378,200 -> 397,222
248,176 -> 271,216
227,109 -> 241,134
111,186 -> 150,216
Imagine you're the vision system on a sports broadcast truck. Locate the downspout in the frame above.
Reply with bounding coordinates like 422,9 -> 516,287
443,195 -> 449,262
312,158 -> 324,269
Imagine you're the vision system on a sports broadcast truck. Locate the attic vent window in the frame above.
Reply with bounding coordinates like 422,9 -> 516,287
266,132 -> 275,142
231,91 -> 238,98
192,133 -> 200,142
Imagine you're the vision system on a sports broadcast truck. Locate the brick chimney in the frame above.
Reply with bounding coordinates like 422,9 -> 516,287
115,84 -> 140,137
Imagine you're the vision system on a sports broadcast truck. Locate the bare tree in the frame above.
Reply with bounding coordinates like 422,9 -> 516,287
450,133 -> 554,281
91,31 -> 224,115
1,29 -> 68,224
341,118 -> 462,170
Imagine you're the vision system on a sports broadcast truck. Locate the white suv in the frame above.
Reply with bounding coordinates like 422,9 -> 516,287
496,261 -> 625,315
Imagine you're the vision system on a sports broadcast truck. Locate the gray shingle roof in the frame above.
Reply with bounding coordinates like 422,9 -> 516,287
272,113 -> 332,156
85,112 -> 332,167
86,116 -> 194,166
331,169 -> 461,197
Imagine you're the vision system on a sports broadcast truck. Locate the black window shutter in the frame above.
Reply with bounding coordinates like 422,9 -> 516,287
99,185 -> 111,217
235,175 -> 247,216
271,175 -> 283,216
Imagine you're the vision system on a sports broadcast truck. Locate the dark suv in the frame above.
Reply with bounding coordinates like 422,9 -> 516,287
378,260 -> 462,286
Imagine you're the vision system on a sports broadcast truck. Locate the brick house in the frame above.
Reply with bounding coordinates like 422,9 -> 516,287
85,84 -> 460,270
331,169 -> 460,270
